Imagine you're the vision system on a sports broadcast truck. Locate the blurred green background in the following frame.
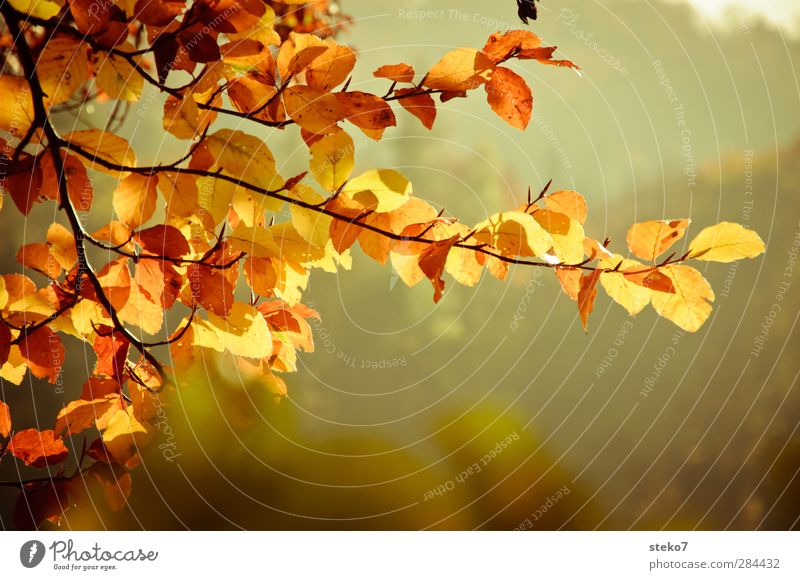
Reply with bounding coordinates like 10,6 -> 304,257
2,0 -> 799,530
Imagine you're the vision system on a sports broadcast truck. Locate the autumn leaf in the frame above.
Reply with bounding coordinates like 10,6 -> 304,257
342,169 -> 412,213
545,190 -> 588,224
419,235 -> 461,303
485,67 -> 533,129
473,211 -> 552,258
55,395 -> 122,436
309,129 -> 355,192
394,88 -> 437,130
688,222 -> 766,262
650,265 -> 715,332
113,174 -> 158,228
578,270 -> 602,332
192,301 -> 272,359
20,326 -> 64,384
0,400 -> 10,438
626,219 -> 690,262
101,408 -> 153,465
424,48 -> 494,91
283,85 -> 343,134
9,429 -> 69,468
374,63 -> 416,83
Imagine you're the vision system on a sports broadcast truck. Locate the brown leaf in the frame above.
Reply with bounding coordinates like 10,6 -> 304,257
577,270 -> 602,332
395,89 -> 437,130
419,235 -> 460,303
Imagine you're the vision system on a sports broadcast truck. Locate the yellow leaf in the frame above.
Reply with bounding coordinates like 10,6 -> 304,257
545,190 -> 587,224
0,76 -> 35,138
198,129 -> 283,208
55,395 -> 121,436
283,86 -> 343,135
94,43 -> 143,101
270,222 -> 327,264
37,34 -> 88,107
424,48 -> 494,91
599,255 -> 651,316
626,219 -> 690,262
310,129 -> 355,192
192,302 -> 272,359
650,265 -> 714,332
228,224 -> 281,258
113,174 -> 158,228
9,0 -> 62,19
342,169 -> 411,213
473,211 -> 552,258
102,407 -> 153,464
46,223 -> 77,271
63,129 -> 136,175
290,184 -> 332,248
688,222 -> 766,263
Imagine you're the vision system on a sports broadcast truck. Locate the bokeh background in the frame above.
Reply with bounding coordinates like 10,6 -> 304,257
2,0 -> 799,530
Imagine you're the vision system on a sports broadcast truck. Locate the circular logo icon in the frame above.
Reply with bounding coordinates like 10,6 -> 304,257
20,540 -> 46,568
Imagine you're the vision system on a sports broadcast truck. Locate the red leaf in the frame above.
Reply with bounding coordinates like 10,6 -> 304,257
0,319 -> 11,366
8,429 -> 69,468
93,327 -> 130,382
20,327 -> 64,384
136,225 -> 190,258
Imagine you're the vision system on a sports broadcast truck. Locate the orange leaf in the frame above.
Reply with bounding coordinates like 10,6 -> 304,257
93,327 -> 130,381
9,429 -> 69,468
336,91 -> 396,135
545,190 -> 588,224
395,88 -> 437,130
283,85 -> 343,135
482,30 -> 542,64
20,327 -> 64,384
0,400 -> 10,438
577,270 -> 602,332
424,48 -> 494,92
556,267 -> 581,301
55,395 -> 122,436
626,219 -> 690,262
419,235 -> 460,303
374,63 -> 416,83
485,67 -> 533,130
135,225 -> 190,258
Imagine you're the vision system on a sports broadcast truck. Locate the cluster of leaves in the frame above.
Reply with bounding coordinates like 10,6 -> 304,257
0,0 -> 764,528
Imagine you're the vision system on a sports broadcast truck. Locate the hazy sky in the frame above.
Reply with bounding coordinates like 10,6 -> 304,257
644,0 -> 800,35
